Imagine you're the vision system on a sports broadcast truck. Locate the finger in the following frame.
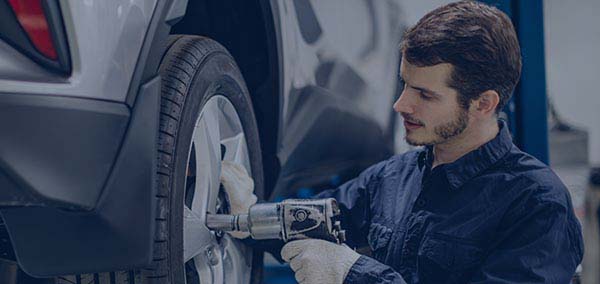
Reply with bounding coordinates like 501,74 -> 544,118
229,161 -> 248,176
281,243 -> 299,262
245,176 -> 254,188
294,268 -> 306,283
289,255 -> 303,271
281,240 -> 309,262
220,161 -> 242,178
248,193 -> 257,205
236,169 -> 253,186
219,161 -> 233,183
220,162 -> 254,193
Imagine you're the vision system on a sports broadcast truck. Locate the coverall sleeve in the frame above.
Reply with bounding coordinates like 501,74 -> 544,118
344,255 -> 408,284
313,160 -> 389,248
469,191 -> 584,283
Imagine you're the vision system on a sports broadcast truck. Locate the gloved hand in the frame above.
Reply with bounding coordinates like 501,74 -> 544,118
220,161 -> 257,238
281,239 -> 361,284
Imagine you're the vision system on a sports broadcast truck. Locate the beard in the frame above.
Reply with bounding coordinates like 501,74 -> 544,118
405,107 -> 469,146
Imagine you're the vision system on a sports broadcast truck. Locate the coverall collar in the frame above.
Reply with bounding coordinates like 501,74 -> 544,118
418,120 -> 513,190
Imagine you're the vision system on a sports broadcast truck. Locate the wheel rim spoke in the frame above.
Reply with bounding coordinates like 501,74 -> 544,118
220,234 -> 252,283
183,206 -> 213,262
192,100 -> 222,214
193,246 -> 224,284
219,100 -> 250,171
183,95 -> 254,284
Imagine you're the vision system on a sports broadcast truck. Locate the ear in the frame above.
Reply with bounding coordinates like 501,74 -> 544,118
472,90 -> 500,116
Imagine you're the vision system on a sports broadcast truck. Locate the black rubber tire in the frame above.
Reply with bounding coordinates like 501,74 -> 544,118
48,35 -> 264,284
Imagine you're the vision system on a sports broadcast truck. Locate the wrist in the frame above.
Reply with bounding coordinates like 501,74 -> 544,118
341,249 -> 361,280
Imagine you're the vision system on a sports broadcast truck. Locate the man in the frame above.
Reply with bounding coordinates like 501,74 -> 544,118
221,1 -> 583,283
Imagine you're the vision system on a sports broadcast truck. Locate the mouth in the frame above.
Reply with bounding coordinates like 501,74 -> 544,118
403,118 -> 423,130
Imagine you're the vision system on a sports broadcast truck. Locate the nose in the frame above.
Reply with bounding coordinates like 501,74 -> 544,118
393,89 -> 413,114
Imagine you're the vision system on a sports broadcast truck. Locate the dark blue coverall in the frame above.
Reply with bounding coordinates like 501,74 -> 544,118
312,121 -> 583,283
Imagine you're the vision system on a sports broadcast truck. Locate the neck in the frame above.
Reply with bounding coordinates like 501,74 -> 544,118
432,119 -> 499,168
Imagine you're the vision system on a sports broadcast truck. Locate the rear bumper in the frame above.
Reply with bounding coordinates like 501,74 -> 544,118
0,93 -> 129,210
0,77 -> 160,276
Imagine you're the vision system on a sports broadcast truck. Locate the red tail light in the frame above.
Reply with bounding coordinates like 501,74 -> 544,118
7,0 -> 58,60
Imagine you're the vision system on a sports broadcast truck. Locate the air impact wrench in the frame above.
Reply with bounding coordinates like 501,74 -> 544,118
205,198 -> 346,244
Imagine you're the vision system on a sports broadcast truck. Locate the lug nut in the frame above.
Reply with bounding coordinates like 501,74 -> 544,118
205,246 -> 220,266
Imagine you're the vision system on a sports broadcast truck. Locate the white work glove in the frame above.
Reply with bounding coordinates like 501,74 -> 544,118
281,239 -> 361,284
219,161 -> 257,238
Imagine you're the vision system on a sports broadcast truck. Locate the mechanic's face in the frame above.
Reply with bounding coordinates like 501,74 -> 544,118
394,58 -> 469,146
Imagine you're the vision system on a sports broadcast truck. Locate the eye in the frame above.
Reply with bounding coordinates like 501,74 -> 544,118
418,90 -> 432,100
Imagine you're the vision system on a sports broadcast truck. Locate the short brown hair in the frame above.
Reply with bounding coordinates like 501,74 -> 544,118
401,0 -> 521,112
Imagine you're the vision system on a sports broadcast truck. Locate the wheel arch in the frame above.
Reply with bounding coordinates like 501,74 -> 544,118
172,0 -> 282,198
